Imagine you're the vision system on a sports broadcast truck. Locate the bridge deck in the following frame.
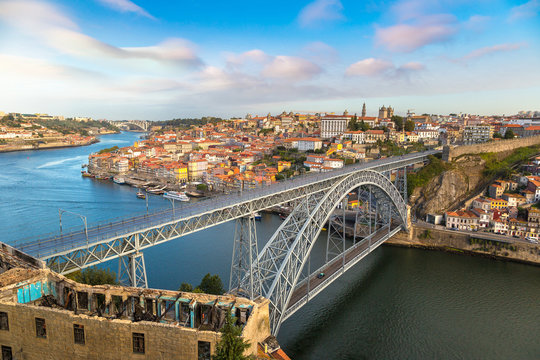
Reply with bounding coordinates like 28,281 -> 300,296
285,224 -> 401,318
14,150 -> 438,260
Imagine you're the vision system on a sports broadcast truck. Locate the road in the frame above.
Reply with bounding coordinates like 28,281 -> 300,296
287,224 -> 400,310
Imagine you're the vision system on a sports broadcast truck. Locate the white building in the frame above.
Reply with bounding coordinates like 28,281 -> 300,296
463,125 -> 493,144
342,130 -> 365,144
297,138 -> 322,151
321,114 -> 352,139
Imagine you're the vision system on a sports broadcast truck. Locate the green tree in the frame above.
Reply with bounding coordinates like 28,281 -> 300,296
359,120 -> 369,131
199,273 -> 225,295
66,267 -> 118,285
493,132 -> 503,139
178,282 -> 193,292
404,120 -> 415,132
347,116 -> 359,131
212,311 -> 252,360
197,183 -> 208,191
504,129 -> 515,139
391,115 -> 404,131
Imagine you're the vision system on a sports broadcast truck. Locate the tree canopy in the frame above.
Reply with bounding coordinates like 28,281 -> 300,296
391,115 -> 404,131
504,129 -> 515,139
178,273 -> 225,295
66,267 -> 118,285
212,311 -> 252,360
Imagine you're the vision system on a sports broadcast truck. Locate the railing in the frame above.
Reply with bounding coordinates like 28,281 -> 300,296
14,150 -> 439,258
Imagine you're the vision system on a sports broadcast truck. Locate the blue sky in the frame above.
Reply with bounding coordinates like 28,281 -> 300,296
0,0 -> 539,120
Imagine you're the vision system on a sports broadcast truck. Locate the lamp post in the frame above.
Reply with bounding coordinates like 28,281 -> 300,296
59,209 -> 88,246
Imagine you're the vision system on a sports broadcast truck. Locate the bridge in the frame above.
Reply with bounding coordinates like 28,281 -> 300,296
107,120 -> 150,132
13,150 -> 440,335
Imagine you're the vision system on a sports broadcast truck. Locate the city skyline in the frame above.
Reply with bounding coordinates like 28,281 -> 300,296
0,0 -> 539,120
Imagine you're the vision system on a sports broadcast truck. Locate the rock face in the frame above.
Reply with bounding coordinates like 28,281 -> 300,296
410,155 -> 486,218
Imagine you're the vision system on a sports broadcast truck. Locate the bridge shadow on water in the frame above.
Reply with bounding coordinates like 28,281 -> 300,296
278,245 -> 398,359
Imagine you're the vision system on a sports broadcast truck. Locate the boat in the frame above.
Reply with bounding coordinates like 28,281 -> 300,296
95,175 -> 110,180
113,177 -> 125,184
186,191 -> 205,198
164,191 -> 189,202
254,212 -> 262,221
81,171 -> 94,178
136,190 -> 146,199
147,186 -> 166,195
279,214 -> 287,220
81,164 -> 88,168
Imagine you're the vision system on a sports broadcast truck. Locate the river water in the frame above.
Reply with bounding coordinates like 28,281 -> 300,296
0,132 -> 538,359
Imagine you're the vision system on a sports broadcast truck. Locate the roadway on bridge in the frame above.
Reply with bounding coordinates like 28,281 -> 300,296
287,223 -> 400,311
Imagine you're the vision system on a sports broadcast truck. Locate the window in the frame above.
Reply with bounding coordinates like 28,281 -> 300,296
1,346 -> 12,360
35,317 -> 46,338
0,313 -> 8,331
132,332 -> 145,354
74,324 -> 85,345
198,341 -> 211,360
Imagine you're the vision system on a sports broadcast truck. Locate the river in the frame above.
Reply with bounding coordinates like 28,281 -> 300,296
0,132 -> 538,359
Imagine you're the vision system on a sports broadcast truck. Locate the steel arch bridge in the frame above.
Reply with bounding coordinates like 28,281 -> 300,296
14,150 -> 440,335
232,169 -> 408,334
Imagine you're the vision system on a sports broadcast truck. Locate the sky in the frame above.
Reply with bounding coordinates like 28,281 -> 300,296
0,0 -> 539,120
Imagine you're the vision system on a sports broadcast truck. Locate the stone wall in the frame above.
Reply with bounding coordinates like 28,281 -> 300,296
0,302 -> 221,360
443,135 -> 540,161
387,225 -> 540,265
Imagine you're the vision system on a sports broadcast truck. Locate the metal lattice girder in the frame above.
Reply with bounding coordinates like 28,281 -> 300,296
255,170 -> 408,335
19,152 -> 434,276
325,212 -> 346,263
118,251 -> 148,288
229,215 -> 261,299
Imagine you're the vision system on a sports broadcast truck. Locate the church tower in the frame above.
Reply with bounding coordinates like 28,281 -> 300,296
362,103 -> 366,118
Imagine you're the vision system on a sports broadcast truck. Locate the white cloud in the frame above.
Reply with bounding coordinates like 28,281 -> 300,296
262,56 -> 323,80
458,43 -> 526,62
509,0 -> 540,21
301,41 -> 339,65
0,1 -> 201,68
298,0 -> 344,27
96,0 -> 155,19
375,14 -> 457,53
345,58 -> 394,76
225,49 -> 271,68
346,58 -> 424,77
464,15 -> 490,31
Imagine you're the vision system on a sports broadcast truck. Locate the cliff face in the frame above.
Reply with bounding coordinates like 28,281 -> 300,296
410,155 -> 486,218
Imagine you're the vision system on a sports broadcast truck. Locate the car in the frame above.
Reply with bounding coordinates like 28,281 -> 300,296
317,272 -> 325,279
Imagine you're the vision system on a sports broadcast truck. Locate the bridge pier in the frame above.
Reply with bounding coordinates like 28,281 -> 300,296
118,251 -> 148,288
229,214 -> 261,299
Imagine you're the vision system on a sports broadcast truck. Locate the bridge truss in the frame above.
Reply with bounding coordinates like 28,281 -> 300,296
14,151 -> 437,332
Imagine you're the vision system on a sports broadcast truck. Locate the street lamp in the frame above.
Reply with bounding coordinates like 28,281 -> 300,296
59,209 -> 88,246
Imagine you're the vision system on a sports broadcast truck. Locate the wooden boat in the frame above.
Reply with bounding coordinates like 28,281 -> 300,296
136,190 -> 146,199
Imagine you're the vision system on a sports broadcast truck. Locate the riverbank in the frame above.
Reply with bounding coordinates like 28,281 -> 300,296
386,224 -> 540,266
0,137 -> 99,153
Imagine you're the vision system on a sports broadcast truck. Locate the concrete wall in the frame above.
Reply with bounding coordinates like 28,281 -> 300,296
443,135 -> 540,161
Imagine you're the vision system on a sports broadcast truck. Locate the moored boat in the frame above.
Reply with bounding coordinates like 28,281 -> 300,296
164,191 -> 189,202
254,212 -> 262,221
95,175 -> 110,180
81,171 -> 94,178
136,190 -> 146,199
147,186 -> 166,195
186,191 -> 205,198
113,177 -> 125,184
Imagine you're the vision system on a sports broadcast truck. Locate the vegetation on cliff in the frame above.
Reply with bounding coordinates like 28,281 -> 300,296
480,145 -> 539,178
407,155 -> 452,196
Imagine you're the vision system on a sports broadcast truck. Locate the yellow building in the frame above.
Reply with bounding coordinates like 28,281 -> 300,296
488,197 -> 508,210
174,166 -> 188,182
278,161 -> 291,172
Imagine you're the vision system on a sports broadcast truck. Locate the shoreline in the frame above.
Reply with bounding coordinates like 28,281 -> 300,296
384,240 -> 540,267
0,138 -> 100,153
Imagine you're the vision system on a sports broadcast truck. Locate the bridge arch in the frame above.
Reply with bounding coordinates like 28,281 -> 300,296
255,170 -> 407,334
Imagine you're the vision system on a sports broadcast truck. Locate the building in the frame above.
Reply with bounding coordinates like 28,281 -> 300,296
188,159 -> 208,181
378,106 -> 394,119
320,113 -> 352,139
445,210 -> 479,230
297,138 -> 322,151
342,130 -> 365,144
0,242 -> 272,360
463,125 -> 493,144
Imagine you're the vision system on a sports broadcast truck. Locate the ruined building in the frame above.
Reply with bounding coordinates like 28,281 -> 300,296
0,242 -> 286,359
